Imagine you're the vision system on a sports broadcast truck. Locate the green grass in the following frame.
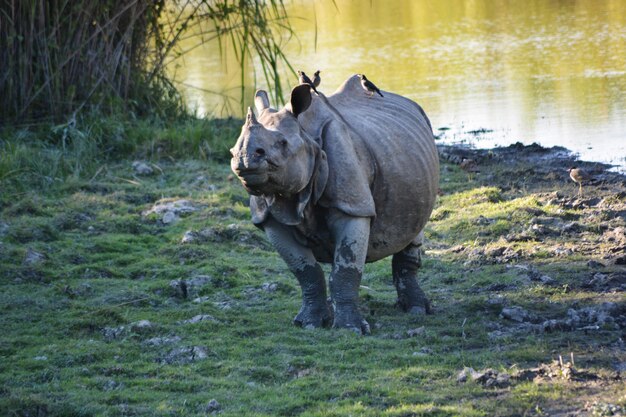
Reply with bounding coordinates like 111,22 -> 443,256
0,130 -> 625,416
0,116 -> 240,194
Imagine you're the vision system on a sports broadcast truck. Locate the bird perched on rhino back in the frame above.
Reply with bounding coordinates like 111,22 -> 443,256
297,70 -> 320,95
568,166 -> 591,197
313,70 -> 321,88
358,74 -> 383,97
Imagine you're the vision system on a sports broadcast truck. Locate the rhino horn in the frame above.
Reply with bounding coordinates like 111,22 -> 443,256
245,107 -> 259,127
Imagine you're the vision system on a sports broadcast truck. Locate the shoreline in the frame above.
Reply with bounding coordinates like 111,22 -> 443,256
438,141 -> 626,195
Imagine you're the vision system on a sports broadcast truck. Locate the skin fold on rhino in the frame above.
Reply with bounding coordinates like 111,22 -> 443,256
230,75 -> 439,334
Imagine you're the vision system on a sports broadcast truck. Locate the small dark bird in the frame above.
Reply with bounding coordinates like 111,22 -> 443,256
358,74 -> 383,97
568,166 -> 591,196
297,70 -> 319,95
313,70 -> 321,88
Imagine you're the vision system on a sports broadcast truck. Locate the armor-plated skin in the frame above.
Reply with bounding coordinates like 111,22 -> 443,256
230,75 -> 439,334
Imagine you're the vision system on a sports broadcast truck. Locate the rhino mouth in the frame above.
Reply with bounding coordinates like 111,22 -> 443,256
234,168 -> 270,195
239,171 -> 268,186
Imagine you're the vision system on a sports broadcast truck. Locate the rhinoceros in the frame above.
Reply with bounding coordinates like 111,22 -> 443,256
230,75 -> 439,334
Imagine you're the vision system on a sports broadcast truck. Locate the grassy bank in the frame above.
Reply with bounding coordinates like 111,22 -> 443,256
0,116 -> 240,194
0,126 -> 625,416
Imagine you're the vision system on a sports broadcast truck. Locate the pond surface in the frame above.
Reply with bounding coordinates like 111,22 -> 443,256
171,0 -> 626,170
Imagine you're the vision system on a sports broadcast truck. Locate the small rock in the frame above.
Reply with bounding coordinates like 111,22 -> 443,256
552,246 -> 573,256
34,356 -> 48,361
475,216 -> 494,225
103,320 -> 153,341
132,161 -> 154,176
181,230 -> 198,243
169,276 -> 212,299
485,247 -> 506,258
486,295 -> 506,306
180,314 -> 217,324
539,275 -> 555,285
214,301 -> 233,310
102,325 -> 126,341
412,347 -> 433,357
488,330 -> 509,340
458,367 -> 510,388
103,379 -> 124,391
261,282 -> 278,293
131,320 -> 153,332
457,367 -> 476,383
581,272 -> 626,292
500,306 -> 531,323
493,372 -> 511,388
287,365 -> 313,379
143,336 -> 182,347
562,222 -> 583,233
587,402 -> 624,417
24,248 -> 45,265
204,399 -> 221,413
160,346 -> 208,364
587,260 -> 605,269
162,211 -> 178,224
541,319 -> 571,332
406,327 -> 426,337
142,199 -> 203,219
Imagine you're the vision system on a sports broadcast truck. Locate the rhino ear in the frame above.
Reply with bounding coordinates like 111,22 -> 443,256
254,90 -> 270,113
289,84 -> 312,117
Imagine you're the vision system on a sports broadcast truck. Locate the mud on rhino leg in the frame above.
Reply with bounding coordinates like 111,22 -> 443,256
327,212 -> 371,335
262,218 -> 332,328
392,232 -> 432,314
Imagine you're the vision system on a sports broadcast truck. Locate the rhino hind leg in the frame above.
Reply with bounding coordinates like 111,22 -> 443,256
262,219 -> 332,328
392,233 -> 432,314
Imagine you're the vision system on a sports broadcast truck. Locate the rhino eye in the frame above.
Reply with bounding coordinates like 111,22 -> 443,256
279,139 -> 288,147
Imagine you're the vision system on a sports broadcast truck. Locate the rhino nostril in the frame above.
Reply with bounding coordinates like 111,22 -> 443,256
254,148 -> 266,157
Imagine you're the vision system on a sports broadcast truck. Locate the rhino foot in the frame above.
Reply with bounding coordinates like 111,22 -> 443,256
395,278 -> 432,314
293,302 -> 332,329
332,304 -> 370,335
396,295 -> 432,315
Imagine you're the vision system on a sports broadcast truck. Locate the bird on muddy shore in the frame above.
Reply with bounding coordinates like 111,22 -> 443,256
568,166 -> 591,197
460,157 -> 479,180
313,70 -> 321,88
460,157 -> 479,173
358,74 -> 383,97
297,70 -> 319,95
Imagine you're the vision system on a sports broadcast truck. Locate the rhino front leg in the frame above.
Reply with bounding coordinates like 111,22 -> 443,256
392,232 -> 432,314
263,218 -> 332,328
327,211 -> 371,334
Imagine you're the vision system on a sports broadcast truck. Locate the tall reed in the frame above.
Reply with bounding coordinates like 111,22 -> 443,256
0,0 -> 294,126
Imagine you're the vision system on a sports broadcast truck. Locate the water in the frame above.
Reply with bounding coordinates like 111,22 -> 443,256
169,0 -> 626,171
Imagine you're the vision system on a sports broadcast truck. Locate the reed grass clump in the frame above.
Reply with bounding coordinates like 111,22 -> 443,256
0,0 -> 293,125
0,0 -> 177,124
0,0 -> 294,191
